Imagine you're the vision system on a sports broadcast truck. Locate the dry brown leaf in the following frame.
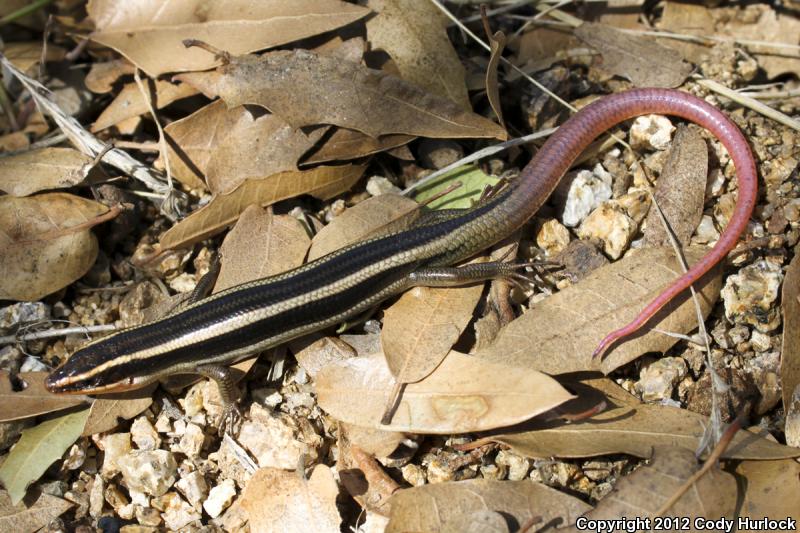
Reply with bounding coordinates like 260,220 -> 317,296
492,401 -> 800,460
575,22 -> 692,88
476,247 -> 722,374
87,0 -> 370,77
160,164 -> 365,250
84,59 -> 136,94
366,0 -> 469,108
178,50 -> 506,140
205,112 -> 320,195
308,193 -> 419,261
0,132 -> 29,152
91,79 -> 198,132
0,147 -> 96,197
643,125 -> 707,247
0,490 -> 73,532
82,384 -> 157,436
294,337 -> 357,379
302,129 -> 414,165
340,423 -> 405,458
3,41 -> 66,72
163,99 -> 241,190
338,432 -> 399,515
316,351 -> 574,434
571,446 -> 735,528
659,2 -> 800,79
386,478 -> 591,533
382,282 -> 484,383
214,205 -> 310,293
735,459 -> 800,522
0,372 -> 88,422
782,252 -> 800,411
0,193 -> 109,301
485,29 -> 507,131
241,465 -> 341,533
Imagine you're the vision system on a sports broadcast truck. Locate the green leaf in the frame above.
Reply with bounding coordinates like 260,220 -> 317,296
0,408 -> 90,505
414,165 -> 499,210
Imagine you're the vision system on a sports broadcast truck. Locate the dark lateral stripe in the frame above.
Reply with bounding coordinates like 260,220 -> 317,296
95,262 -> 413,381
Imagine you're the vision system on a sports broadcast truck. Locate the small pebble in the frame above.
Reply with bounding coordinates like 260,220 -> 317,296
117,450 -> 177,497
536,219 -> 571,257
401,464 -> 426,486
175,471 -> 208,510
561,167 -> 613,227
495,450 -> 530,481
130,417 -> 161,451
203,478 -> 236,518
99,433 -> 133,477
156,492 -> 200,531
238,403 -> 319,469
366,176 -> 402,196
629,115 -> 675,151
720,259 -> 783,332
576,204 -> 636,259
635,357 -> 688,402
417,139 -> 464,169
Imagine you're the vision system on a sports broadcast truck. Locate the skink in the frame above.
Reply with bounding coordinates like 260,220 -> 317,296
45,89 -> 758,410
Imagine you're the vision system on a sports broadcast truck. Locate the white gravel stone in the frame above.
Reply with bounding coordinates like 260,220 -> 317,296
168,272 -> 197,293
636,357 -> 688,402
117,450 -> 177,497
131,417 -> 161,451
495,450 -> 530,481
720,259 -> 783,332
576,204 -> 636,259
203,478 -> 237,518
177,423 -> 206,458
159,492 -> 201,530
562,167 -> 613,227
238,404 -> 315,469
536,219 -> 571,257
176,470 -> 208,509
0,301 -> 50,329
366,175 -> 402,196
89,474 -> 105,518
99,433 -> 132,477
629,114 -> 675,151
750,330 -> 772,352
692,214 -> 720,245
401,464 -> 426,486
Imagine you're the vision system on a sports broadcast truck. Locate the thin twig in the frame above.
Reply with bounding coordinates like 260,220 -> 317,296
653,418 -> 742,517
695,76 -> 800,132
0,0 -> 54,27
403,127 -> 557,195
0,53 -> 184,220
0,324 -> 117,345
133,69 -> 174,191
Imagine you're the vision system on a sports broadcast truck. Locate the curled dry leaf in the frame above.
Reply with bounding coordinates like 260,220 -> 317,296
87,0 -> 370,76
0,408 -> 90,505
386,478 -> 591,533
3,41 -> 66,72
178,50 -> 506,140
0,193 -> 109,301
492,401 -> 800,460
205,112 -> 321,195
0,147 -> 96,197
159,164 -> 366,250
575,22 -> 692,88
214,205 -> 310,293
382,281 -> 485,383
302,128 -> 414,166
642,125 -> 708,247
485,29 -> 507,131
0,372 -> 88,423
366,0 -> 469,108
82,384 -> 157,436
163,99 -> 241,190
735,459 -> 800,521
781,252 -> 800,410
316,351 -> 574,434
91,79 -> 198,132
84,59 -> 136,94
241,465 -> 341,533
308,193 -> 419,261
0,490 -> 73,532
570,446 -> 735,527
475,247 -> 722,374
